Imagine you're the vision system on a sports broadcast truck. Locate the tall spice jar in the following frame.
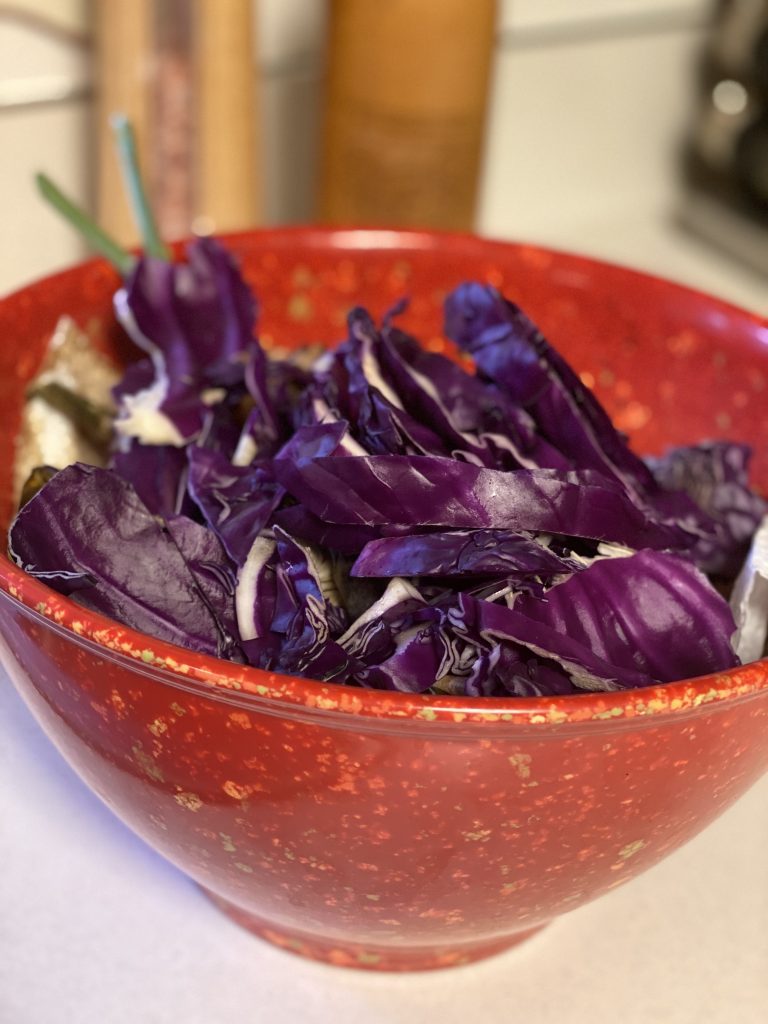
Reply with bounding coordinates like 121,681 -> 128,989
316,0 -> 498,230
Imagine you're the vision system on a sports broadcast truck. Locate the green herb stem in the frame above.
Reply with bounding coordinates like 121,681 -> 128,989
110,113 -> 171,262
35,173 -> 135,277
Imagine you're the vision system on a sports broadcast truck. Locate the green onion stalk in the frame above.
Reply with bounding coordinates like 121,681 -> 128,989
36,113 -> 169,275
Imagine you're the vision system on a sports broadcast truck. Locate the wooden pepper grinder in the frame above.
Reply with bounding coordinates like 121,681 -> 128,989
94,0 -> 263,246
316,0 -> 498,230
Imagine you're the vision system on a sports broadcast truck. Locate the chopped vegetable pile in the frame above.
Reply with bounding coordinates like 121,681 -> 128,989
10,234 -> 768,696
10,121 -> 768,697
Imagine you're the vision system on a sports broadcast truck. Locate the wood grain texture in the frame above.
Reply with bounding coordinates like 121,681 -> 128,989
193,0 -> 263,232
317,0 -> 497,229
94,0 -> 153,246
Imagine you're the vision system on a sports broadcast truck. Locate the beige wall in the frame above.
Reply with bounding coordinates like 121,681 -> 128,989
0,1 -> 712,293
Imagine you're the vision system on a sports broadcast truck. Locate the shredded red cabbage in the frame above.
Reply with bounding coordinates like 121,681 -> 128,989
12,243 -> 763,695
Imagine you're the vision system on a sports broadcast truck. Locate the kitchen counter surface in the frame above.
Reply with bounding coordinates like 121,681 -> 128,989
2,668 -> 767,1024
1,217 -> 767,1024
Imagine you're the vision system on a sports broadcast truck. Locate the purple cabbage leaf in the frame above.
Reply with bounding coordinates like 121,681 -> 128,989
443,282 -> 659,495
110,439 -> 192,517
351,529 -> 588,583
112,237 -> 274,446
444,283 -> 752,574
273,453 -> 697,550
379,322 -> 569,471
510,549 -> 740,684
648,441 -> 768,576
187,446 -> 283,567
239,527 -> 353,680
9,464 -> 234,657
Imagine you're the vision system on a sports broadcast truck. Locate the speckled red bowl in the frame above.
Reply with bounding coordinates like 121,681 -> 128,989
1,228 -> 768,972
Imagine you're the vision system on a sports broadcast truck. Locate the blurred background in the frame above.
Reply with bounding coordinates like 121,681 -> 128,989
0,0 -> 766,310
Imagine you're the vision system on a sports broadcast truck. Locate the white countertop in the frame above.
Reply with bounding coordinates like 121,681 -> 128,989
1,673 -> 767,1024
1,217 -> 767,1023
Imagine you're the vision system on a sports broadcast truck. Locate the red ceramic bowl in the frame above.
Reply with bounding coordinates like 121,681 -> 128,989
1,228 -> 768,972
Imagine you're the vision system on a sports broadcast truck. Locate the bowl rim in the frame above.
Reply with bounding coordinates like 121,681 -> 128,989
2,559 -> 767,732
2,225 -> 768,732
4,222 -> 767,324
